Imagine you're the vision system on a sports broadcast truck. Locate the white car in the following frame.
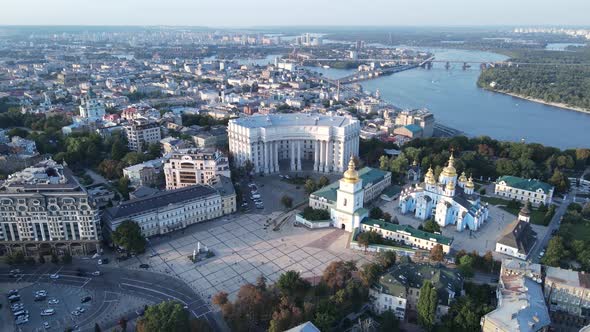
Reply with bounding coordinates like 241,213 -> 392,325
49,274 -> 59,279
91,271 -> 101,276
98,259 -> 103,265
76,306 -> 85,313
43,322 -> 50,329
40,309 -> 55,316
48,299 -> 59,305
71,310 -> 81,316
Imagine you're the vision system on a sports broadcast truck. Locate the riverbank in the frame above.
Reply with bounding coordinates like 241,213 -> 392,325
484,88 -> 590,115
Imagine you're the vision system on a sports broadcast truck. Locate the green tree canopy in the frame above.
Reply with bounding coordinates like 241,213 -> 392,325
136,301 -> 190,332
111,220 -> 147,254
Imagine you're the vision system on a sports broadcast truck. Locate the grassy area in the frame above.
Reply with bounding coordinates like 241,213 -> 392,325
480,196 -> 511,206
561,220 -> 590,242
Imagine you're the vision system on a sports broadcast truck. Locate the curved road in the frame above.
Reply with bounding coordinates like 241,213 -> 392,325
0,260 -> 221,331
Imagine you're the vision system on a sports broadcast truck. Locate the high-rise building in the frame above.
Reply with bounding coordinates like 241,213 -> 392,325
163,148 -> 231,190
123,119 -> 162,152
0,160 -> 101,257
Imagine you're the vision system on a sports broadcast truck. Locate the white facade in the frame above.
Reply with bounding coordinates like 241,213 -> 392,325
369,289 -> 407,319
79,91 -> 106,120
228,113 -> 360,174
330,157 -> 367,232
494,176 -> 554,206
164,148 -> 231,190
399,155 -> 489,232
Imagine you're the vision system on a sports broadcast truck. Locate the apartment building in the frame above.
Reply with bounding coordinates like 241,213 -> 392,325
163,148 -> 230,190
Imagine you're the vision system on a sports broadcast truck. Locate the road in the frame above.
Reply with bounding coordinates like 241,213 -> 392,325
0,260 -> 222,331
529,190 -> 574,263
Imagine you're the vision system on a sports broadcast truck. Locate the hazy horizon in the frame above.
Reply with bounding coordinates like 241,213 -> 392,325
1,0 -> 588,27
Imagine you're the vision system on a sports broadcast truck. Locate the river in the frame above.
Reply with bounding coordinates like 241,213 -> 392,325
308,48 -> 590,149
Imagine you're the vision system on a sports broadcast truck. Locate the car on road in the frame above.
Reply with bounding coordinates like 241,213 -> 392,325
98,259 -> 103,265
81,296 -> 92,303
43,322 -> 50,329
34,295 -> 47,302
49,273 -> 59,279
76,306 -> 85,313
139,263 -> 150,269
10,269 -> 21,274
48,299 -> 59,305
71,310 -> 81,316
91,271 -> 102,276
40,308 -> 55,316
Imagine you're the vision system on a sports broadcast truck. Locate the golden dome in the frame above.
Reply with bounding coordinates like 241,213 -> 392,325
425,166 -> 436,184
465,176 -> 475,189
459,172 -> 468,183
441,153 -> 457,177
446,180 -> 455,191
343,156 -> 359,183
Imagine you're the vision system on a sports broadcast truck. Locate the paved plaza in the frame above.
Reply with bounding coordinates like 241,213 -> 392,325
118,211 -> 372,302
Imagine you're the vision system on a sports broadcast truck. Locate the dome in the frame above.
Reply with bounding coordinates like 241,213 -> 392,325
441,153 -> 457,178
446,180 -> 455,191
425,166 -> 436,184
459,172 -> 468,183
465,176 -> 475,189
342,156 -> 359,183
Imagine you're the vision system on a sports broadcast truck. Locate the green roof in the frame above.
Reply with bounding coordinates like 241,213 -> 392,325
311,167 -> 390,202
497,175 -> 553,193
361,219 -> 453,246
377,262 -> 463,304
404,124 -> 423,133
381,185 -> 402,198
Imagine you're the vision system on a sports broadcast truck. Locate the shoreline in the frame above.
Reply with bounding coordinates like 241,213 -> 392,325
486,89 -> 590,115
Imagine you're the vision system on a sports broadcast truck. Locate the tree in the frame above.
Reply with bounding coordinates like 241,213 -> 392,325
375,251 -> 396,269
94,323 -> 102,332
417,280 -> 437,331
542,236 -> 568,267
269,297 -> 304,332
379,310 -> 400,332
422,219 -> 440,233
62,252 -> 72,264
318,176 -> 330,188
549,168 -> 569,193
359,263 -> 383,287
111,220 -> 147,254
458,255 -> 474,277
322,260 -> 357,291
369,207 -> 384,219
304,179 -> 317,194
357,231 -> 381,251
118,176 -> 130,200
379,155 -> 390,170
430,244 -> 444,262
136,301 -> 190,332
382,212 -> 392,223
118,317 -> 128,332
281,195 -> 293,209
276,270 -> 309,297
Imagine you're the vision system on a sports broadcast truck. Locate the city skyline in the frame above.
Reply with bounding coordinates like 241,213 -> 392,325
1,0 -> 589,27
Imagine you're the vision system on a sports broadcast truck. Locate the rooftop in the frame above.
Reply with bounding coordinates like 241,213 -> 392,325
361,218 -> 453,246
483,274 -> 551,332
497,219 -> 537,256
0,159 -> 81,192
230,113 -> 357,129
311,167 -> 390,202
104,185 -> 219,220
497,175 -> 553,194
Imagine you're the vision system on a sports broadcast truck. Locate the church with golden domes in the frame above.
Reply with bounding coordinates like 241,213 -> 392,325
398,154 -> 489,232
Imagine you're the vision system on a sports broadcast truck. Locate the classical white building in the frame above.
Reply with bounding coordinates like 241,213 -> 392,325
228,113 -> 360,174
495,203 -> 538,260
494,176 -> 554,206
398,154 -> 489,232
0,160 -> 101,257
164,148 -> 231,190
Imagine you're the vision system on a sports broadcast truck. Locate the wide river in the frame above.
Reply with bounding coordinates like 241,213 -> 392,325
237,49 -> 590,149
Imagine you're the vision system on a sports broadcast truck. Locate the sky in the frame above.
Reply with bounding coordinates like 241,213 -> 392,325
1,0 -> 589,27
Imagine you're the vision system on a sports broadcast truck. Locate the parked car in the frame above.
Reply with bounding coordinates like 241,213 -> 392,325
91,271 -> 101,276
81,296 -> 92,303
43,322 -> 50,329
40,309 -> 55,316
8,295 -> 21,302
139,264 -> 149,269
15,318 -> 29,325
8,289 -> 19,296
76,306 -> 85,313
71,310 -> 81,316
48,299 -> 59,305
14,309 -> 29,317
49,273 -> 59,279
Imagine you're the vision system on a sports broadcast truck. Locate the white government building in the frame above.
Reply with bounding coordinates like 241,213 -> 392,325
228,113 -> 361,174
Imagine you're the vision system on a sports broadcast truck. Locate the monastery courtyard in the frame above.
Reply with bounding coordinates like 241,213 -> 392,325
380,198 -> 550,257
115,210 -> 372,303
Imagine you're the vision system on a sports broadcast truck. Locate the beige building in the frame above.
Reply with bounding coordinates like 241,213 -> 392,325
393,109 -> 435,138
103,177 -> 235,238
544,266 -> 590,319
0,160 -> 101,257
494,176 -> 554,206
124,119 -> 162,152
163,148 -> 230,190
